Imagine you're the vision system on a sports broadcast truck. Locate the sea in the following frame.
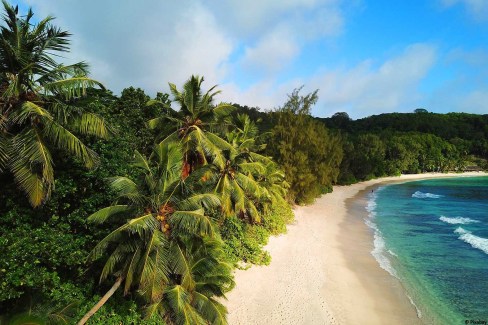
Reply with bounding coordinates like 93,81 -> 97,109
365,176 -> 488,324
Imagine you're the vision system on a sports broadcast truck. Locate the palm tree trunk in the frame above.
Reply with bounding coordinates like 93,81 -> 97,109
77,277 -> 124,325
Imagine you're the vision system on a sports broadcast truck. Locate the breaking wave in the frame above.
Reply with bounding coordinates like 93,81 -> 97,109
455,227 -> 488,255
439,216 -> 480,225
412,191 -> 443,199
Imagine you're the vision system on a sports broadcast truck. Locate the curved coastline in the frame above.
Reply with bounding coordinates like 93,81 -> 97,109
225,172 -> 487,324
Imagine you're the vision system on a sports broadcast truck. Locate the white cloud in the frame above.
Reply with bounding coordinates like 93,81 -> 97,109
209,0 -> 342,38
24,0 -> 234,94
240,26 -> 300,74
230,0 -> 344,75
219,79 -> 303,110
307,43 -> 438,118
441,0 -> 488,21
23,0 -> 345,97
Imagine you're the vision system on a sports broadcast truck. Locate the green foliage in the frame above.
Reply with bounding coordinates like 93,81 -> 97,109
220,201 -> 293,267
268,88 -> 343,204
75,296 -> 163,325
82,141 -> 233,324
220,216 -> 271,266
261,200 -> 294,235
0,85 -> 161,319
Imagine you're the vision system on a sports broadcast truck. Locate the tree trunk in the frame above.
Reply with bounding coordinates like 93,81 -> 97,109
77,277 -> 124,325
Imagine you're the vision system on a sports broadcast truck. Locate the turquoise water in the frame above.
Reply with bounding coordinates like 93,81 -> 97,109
366,176 -> 488,324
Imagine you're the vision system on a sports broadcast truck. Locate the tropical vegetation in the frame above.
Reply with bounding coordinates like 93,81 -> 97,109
1,2 -> 487,324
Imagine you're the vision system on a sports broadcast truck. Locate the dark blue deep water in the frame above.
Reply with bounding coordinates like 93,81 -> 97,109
366,176 -> 488,324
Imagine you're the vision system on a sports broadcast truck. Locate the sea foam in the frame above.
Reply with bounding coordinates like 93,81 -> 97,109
365,192 -> 398,278
455,227 -> 488,255
412,191 -> 443,199
439,216 -> 480,225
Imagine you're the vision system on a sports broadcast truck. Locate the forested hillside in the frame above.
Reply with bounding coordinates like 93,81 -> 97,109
319,111 -> 488,184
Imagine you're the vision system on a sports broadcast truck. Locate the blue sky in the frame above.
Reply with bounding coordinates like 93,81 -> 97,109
16,0 -> 488,118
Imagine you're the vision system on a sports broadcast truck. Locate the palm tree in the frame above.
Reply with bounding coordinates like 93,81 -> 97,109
0,2 -> 109,206
147,75 -> 234,178
255,160 -> 289,214
225,113 -> 265,154
79,141 -> 231,324
145,236 -> 234,325
197,145 -> 265,223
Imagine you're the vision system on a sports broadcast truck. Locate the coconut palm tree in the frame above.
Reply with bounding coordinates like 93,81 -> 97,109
147,75 -> 234,178
0,2 -> 109,206
197,146 -> 265,223
79,141 -> 231,324
225,113 -> 265,154
255,160 -> 289,214
145,236 -> 234,325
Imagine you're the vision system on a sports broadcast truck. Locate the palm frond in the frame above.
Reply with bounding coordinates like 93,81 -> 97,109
192,292 -> 228,325
42,119 -> 99,168
10,129 -> 54,206
11,101 -> 53,124
170,209 -> 214,237
154,141 -> 182,179
10,162 -> 46,207
235,173 -> 262,197
239,162 -> 266,175
123,245 -> 142,294
147,115 -> 181,129
0,136 -> 8,171
99,243 -> 132,283
165,285 -> 205,325
212,103 -> 235,120
70,112 -> 112,139
124,213 -> 158,237
87,205 -> 132,224
43,77 -> 104,100
139,232 -> 170,301
177,193 -> 220,211
169,244 -> 195,291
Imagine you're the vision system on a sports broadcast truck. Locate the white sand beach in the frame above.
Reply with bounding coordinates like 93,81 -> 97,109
225,172 -> 487,325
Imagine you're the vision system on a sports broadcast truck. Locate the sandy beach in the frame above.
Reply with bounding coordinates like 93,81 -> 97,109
225,172 -> 487,325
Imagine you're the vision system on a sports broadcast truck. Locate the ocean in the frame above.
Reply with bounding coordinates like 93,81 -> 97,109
366,176 -> 488,324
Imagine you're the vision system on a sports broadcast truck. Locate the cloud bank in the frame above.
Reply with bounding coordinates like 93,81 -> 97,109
21,0 -> 488,118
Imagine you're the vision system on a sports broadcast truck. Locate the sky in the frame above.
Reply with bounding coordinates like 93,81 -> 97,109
15,0 -> 488,119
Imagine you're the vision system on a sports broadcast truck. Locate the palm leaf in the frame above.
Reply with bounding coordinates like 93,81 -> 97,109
10,163 -> 46,206
99,243 -> 132,283
123,245 -> 142,294
11,101 -> 53,124
235,173 -> 262,197
139,232 -> 170,301
212,103 -> 235,120
239,161 -> 266,175
192,292 -> 228,325
42,119 -> 99,168
177,193 -> 220,211
170,209 -> 214,236
87,205 -> 131,224
0,136 -> 8,171
9,129 -> 54,206
43,77 -> 104,100
169,244 -> 195,291
71,112 -> 111,139
164,285 -> 205,325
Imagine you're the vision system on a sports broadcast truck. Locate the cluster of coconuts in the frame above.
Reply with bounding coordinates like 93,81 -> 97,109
156,214 -> 170,233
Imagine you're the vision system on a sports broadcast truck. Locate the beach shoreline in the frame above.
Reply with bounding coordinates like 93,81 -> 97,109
225,172 -> 487,324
